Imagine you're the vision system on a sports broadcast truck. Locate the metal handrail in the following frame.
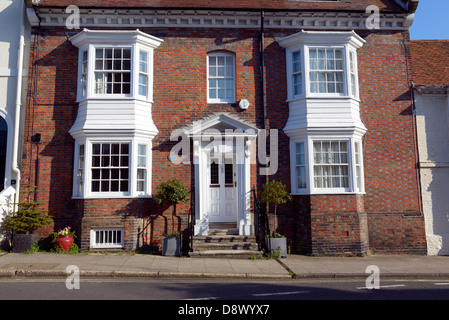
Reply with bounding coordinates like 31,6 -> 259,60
188,186 -> 195,252
252,188 -> 269,250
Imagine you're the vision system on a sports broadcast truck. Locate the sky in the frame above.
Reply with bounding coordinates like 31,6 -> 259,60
410,0 -> 449,40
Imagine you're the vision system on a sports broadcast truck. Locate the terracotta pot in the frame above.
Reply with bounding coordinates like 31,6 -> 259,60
55,235 -> 74,251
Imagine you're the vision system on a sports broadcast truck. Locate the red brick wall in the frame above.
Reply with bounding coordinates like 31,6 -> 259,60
22,25 -> 426,254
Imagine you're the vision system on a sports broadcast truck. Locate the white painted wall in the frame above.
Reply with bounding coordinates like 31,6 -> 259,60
415,92 -> 449,255
0,0 -> 31,248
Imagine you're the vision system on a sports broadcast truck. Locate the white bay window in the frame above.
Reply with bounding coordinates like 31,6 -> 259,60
279,31 -> 367,195
69,29 -> 163,199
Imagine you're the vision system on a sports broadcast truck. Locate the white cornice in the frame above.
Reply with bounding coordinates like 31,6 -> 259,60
69,28 -> 163,49
35,8 -> 413,30
278,30 -> 366,50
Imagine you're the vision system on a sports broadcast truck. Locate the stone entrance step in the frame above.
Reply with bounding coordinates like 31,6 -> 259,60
190,222 -> 262,259
208,222 -> 239,236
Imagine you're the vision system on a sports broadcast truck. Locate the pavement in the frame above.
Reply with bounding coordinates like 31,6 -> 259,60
1,252 -> 449,279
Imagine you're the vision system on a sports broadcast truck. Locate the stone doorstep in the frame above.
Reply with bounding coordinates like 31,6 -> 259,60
193,235 -> 257,243
189,250 -> 263,259
192,222 -> 262,258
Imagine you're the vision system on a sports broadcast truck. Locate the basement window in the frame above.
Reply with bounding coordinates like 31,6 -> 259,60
90,228 -> 124,249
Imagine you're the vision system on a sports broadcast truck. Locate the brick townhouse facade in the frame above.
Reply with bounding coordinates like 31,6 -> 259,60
17,0 -> 426,255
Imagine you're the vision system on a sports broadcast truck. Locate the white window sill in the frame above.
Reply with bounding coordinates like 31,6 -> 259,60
72,195 -> 153,200
76,96 -> 153,103
207,100 -> 236,104
286,95 -> 361,103
290,191 -> 366,196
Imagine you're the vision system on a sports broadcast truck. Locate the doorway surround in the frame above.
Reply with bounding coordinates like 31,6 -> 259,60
182,113 -> 258,236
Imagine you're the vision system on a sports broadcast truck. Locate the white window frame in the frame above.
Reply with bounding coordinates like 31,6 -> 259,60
93,47 -> 132,97
348,49 -> 359,99
207,52 -> 236,104
90,141 -> 131,194
312,139 -> 350,193
308,47 -> 345,96
73,138 -> 152,199
90,228 -> 125,249
290,137 -> 365,195
71,29 -> 162,103
294,141 -> 307,190
136,143 -> 148,195
292,50 -> 303,97
80,50 -> 88,99
281,33 -> 363,102
138,49 -> 149,99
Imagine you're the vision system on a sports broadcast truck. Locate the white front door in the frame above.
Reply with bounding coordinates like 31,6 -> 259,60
208,154 -> 237,222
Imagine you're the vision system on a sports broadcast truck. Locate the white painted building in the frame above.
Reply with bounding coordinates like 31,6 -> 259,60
412,40 -> 449,255
0,0 -> 32,248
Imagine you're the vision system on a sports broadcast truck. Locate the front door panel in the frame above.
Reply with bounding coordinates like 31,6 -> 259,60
209,155 -> 237,222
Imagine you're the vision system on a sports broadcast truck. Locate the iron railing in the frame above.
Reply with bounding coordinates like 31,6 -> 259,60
188,186 -> 195,252
252,188 -> 269,251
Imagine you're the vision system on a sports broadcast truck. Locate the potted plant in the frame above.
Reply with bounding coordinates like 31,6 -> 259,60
53,226 -> 76,251
3,185 -> 52,253
155,178 -> 189,256
259,180 -> 292,258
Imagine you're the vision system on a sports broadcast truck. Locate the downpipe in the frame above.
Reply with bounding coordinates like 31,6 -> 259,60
11,0 -> 26,206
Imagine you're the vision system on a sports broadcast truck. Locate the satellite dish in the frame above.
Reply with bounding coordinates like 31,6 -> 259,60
239,99 -> 250,110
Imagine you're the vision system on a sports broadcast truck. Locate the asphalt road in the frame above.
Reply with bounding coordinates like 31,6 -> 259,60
1,277 -> 449,302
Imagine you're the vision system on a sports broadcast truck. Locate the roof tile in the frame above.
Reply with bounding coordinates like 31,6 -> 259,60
411,40 -> 449,86
35,0 -> 405,12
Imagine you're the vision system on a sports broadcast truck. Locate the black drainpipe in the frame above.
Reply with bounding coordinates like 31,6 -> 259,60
259,10 -> 270,240
260,10 -> 266,131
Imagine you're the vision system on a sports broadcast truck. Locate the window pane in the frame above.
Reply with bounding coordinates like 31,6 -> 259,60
209,66 -> 216,77
297,166 -> 306,188
111,169 -> 119,179
138,144 -> 146,156
111,156 -> 120,167
139,74 -> 148,86
217,66 -> 225,77
210,161 -> 219,184
335,49 -> 343,59
293,74 -> 302,86
138,156 -> 146,167
138,85 -> 147,96
225,164 -> 233,184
